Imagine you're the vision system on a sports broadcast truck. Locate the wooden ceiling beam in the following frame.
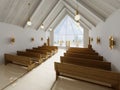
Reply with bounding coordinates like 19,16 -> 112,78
76,0 -> 106,21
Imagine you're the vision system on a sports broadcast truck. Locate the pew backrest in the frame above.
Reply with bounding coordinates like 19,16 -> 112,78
64,53 -> 103,61
54,62 -> 120,90
26,49 -> 48,55
60,56 -> 111,70
66,51 -> 98,55
17,51 -> 41,58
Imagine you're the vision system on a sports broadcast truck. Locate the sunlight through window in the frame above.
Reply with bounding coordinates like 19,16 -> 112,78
54,15 -> 84,47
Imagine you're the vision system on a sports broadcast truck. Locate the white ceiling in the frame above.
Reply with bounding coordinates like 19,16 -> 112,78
0,0 -> 120,30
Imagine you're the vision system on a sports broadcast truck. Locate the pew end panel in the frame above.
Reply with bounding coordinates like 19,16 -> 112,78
64,53 -> 103,61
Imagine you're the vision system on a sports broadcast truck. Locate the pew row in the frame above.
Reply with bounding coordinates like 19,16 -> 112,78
17,51 -> 43,64
66,50 -> 98,55
40,46 -> 58,53
54,62 -> 120,90
26,49 -> 49,59
37,47 -> 56,54
64,53 -> 103,61
32,48 -> 53,56
4,54 -> 36,71
60,56 -> 111,70
68,47 -> 95,52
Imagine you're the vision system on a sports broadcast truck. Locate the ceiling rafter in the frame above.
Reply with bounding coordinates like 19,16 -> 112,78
51,11 -> 68,30
36,0 -> 60,30
41,0 -> 97,31
62,0 -> 94,28
24,0 -> 59,29
76,0 -> 106,21
23,0 -> 42,28
66,8 -> 91,30
38,0 -> 63,30
67,12 -> 90,31
0,0 -> 120,30
62,0 -> 96,27
43,0 -> 93,31
45,6 -> 65,31
45,7 -> 91,32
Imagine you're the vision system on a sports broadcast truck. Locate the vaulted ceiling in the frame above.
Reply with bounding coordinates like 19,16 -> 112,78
0,0 -> 120,31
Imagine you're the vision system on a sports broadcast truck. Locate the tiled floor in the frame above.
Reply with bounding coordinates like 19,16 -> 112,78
0,64 -> 27,90
52,77 -> 113,90
3,49 -> 65,90
1,49 -> 114,90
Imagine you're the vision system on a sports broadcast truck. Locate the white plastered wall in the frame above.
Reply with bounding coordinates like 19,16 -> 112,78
0,22 -> 47,64
84,28 -> 89,48
90,9 -> 120,72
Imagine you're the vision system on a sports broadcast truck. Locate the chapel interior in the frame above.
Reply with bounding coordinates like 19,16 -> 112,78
0,0 -> 120,90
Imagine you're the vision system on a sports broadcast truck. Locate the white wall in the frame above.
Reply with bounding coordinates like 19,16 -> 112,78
84,28 -> 89,48
0,22 -> 47,64
90,9 -> 120,72
50,31 -> 54,46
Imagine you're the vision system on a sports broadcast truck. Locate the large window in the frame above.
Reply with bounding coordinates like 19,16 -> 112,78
54,15 -> 84,47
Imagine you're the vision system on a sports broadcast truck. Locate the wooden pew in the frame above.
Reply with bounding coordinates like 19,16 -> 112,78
17,51 -> 43,64
33,48 -> 53,56
54,62 -> 120,90
68,47 -> 95,52
37,47 -> 55,54
40,46 -> 58,53
68,47 -> 93,50
30,49 -> 51,57
64,53 -> 103,61
60,56 -> 111,70
66,50 -> 98,55
26,49 -> 49,59
4,54 -> 36,71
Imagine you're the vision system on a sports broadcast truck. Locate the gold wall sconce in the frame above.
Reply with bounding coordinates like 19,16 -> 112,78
90,37 -> 93,42
96,37 -> 100,44
31,37 -> 34,42
41,37 -> 43,41
109,36 -> 115,49
10,37 -> 15,44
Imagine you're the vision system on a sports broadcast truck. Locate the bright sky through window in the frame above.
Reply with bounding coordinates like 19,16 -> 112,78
54,15 -> 84,47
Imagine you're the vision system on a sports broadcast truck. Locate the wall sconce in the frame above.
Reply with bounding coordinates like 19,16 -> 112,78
109,36 -> 115,49
31,37 -> 34,42
96,37 -> 100,44
41,37 -> 43,41
90,37 -> 93,42
10,37 -> 15,44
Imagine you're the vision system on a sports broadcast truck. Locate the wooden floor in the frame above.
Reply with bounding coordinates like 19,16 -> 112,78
2,49 -> 113,90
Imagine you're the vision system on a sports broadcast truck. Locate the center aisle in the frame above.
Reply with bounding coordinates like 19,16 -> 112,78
4,49 -> 65,90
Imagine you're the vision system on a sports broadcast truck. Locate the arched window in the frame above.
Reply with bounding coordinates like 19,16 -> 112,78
54,15 -> 84,47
